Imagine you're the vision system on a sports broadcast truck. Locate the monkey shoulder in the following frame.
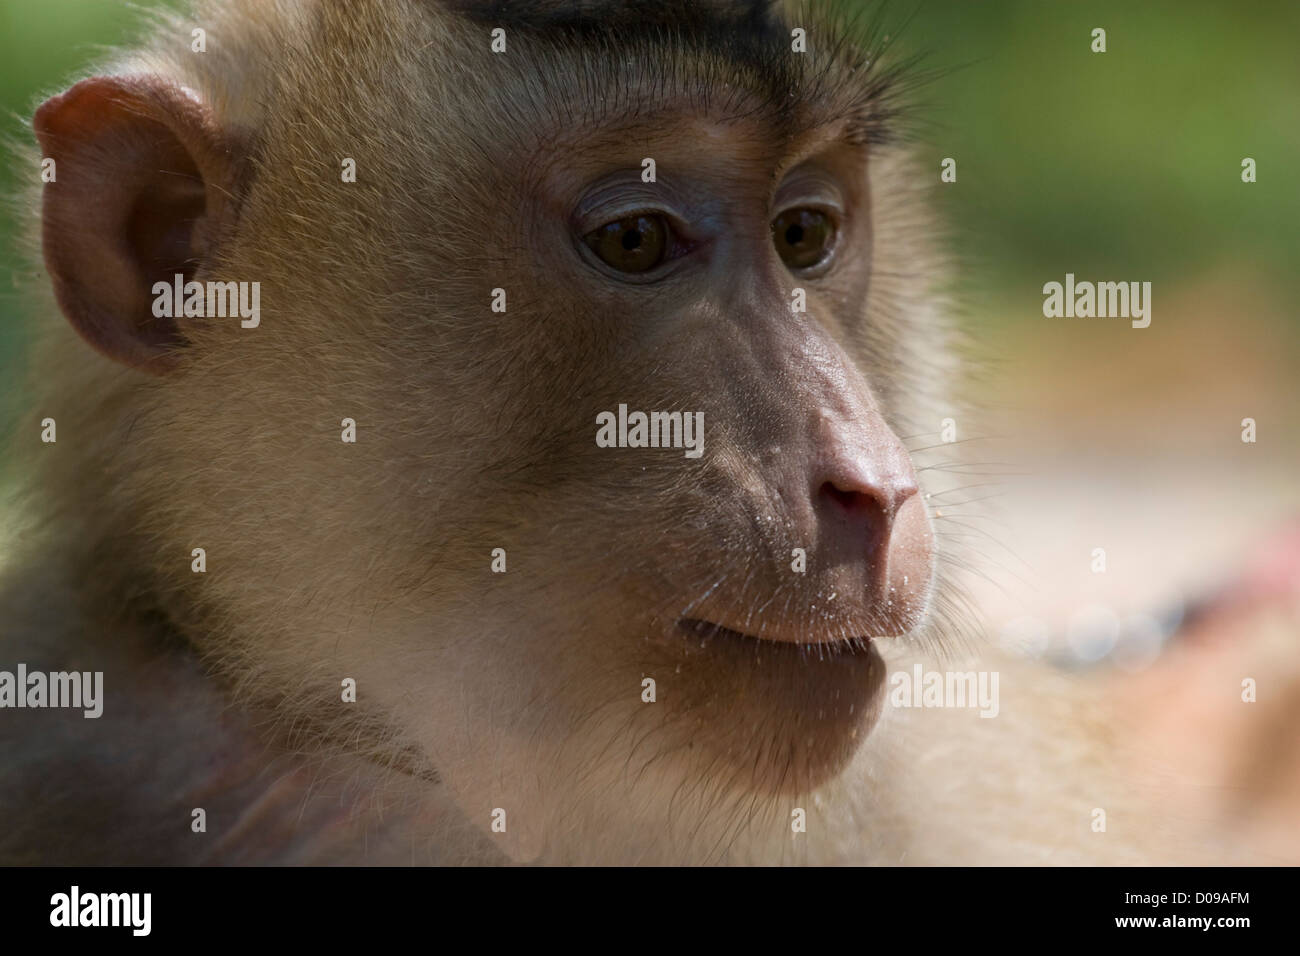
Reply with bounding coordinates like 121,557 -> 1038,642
0,560 -> 450,864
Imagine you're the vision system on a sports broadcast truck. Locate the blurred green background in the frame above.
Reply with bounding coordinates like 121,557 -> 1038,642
909,0 -> 1300,292
1,0 -> 1297,397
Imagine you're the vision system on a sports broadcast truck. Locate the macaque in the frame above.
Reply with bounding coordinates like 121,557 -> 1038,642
0,0 -> 1281,864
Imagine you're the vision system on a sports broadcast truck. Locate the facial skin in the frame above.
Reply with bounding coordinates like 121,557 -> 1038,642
507,113 -> 936,791
11,0 -> 954,862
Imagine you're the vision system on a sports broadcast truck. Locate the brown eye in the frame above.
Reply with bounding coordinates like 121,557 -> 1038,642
771,208 -> 836,270
584,214 -> 669,273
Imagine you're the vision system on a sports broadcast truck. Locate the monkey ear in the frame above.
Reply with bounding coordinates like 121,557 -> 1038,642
33,75 -> 244,373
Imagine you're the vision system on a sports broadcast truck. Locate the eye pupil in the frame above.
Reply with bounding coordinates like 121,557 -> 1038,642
784,224 -> 804,246
621,229 -> 641,251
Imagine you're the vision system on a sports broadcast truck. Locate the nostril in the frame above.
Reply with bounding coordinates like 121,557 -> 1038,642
821,480 -> 877,515
818,475 -> 918,522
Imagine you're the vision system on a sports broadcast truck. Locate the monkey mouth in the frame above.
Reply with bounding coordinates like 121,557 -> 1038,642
676,616 -> 876,649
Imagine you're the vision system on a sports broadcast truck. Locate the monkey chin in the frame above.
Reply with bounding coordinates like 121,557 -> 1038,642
644,619 -> 890,797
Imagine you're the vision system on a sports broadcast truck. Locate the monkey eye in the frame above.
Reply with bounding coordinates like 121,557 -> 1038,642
771,208 -> 836,271
583,214 -> 670,274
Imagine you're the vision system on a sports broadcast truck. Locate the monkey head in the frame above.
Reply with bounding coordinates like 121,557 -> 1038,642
30,0 -> 955,860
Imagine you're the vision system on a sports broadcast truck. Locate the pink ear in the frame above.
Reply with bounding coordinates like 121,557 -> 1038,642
33,75 -> 244,373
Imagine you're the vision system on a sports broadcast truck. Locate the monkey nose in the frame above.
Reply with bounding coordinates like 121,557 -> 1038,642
814,466 -> 934,634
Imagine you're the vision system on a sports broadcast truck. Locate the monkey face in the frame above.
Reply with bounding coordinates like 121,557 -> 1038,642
470,115 -> 937,794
